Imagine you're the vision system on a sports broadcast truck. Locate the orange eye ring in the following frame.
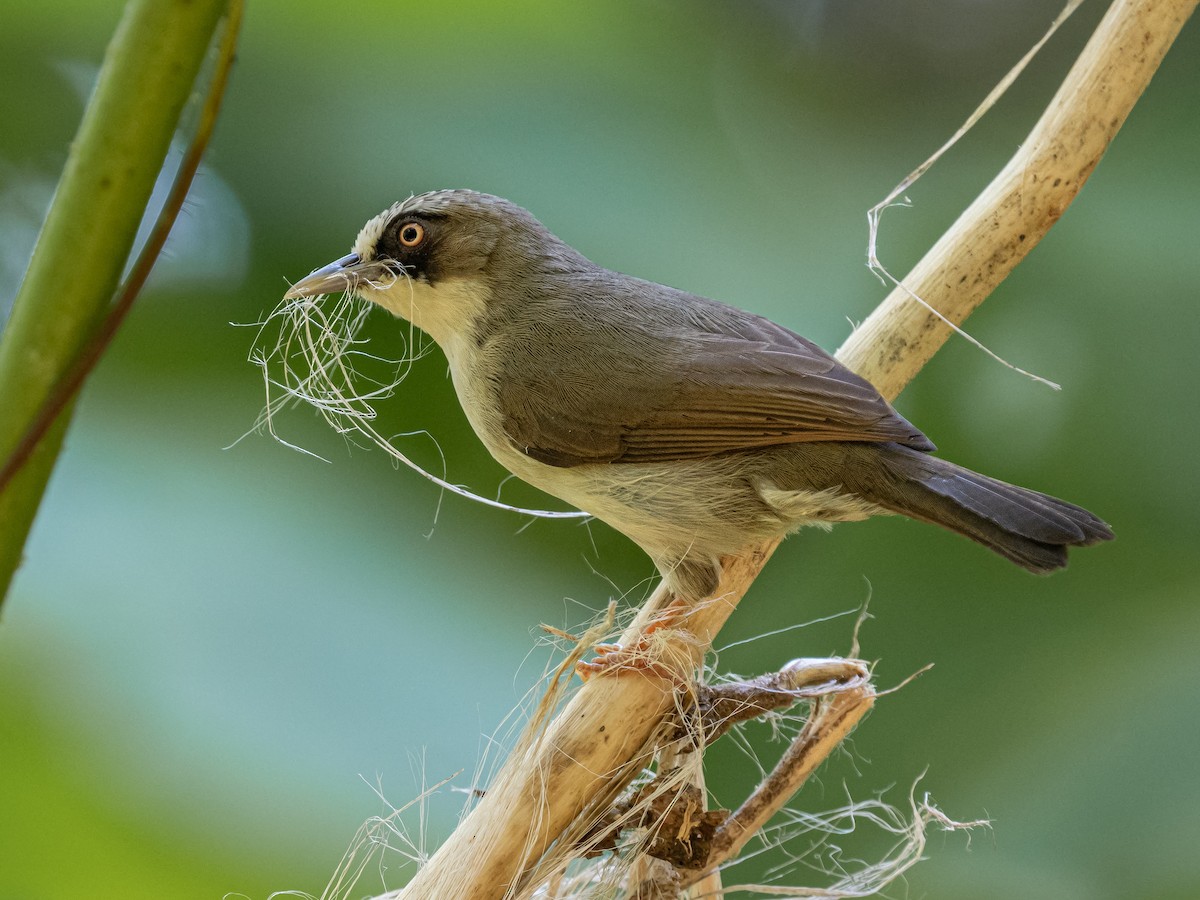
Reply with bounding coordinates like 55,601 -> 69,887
398,222 -> 425,247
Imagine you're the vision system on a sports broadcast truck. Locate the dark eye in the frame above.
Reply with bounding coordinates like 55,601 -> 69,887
399,222 -> 425,247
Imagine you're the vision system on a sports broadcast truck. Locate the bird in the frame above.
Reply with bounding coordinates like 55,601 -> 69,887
285,189 -> 1112,602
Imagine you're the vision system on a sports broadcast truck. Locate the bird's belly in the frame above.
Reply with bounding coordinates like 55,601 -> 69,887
490,441 -> 877,563
509,451 -> 785,555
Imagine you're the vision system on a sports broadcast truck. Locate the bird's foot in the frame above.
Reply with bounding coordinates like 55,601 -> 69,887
575,596 -> 694,683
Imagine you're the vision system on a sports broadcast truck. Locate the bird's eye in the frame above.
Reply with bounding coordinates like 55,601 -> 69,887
399,222 -> 425,247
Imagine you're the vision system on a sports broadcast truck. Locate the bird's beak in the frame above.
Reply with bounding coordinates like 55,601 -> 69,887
283,253 -> 394,299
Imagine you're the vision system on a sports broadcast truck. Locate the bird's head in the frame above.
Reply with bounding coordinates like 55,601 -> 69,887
284,190 -> 580,350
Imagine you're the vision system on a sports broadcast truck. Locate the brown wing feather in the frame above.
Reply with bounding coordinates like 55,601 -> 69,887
497,280 -> 934,467
618,332 -> 931,462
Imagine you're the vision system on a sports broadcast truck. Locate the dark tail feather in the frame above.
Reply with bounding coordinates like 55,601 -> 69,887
860,445 -> 1114,573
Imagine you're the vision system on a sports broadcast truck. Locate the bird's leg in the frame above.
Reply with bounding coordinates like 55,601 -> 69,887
575,594 -> 697,683
576,554 -> 722,682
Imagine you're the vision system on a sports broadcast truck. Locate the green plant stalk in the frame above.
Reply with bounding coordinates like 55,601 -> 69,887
0,0 -> 228,603
0,0 -> 243,498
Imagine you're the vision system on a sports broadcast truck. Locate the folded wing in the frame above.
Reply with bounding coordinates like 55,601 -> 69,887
499,295 -> 933,467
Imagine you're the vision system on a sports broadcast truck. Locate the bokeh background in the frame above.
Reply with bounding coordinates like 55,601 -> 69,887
2,1 -> 1198,897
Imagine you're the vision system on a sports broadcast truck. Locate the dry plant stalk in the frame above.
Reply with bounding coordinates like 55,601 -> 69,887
389,1 -> 1195,897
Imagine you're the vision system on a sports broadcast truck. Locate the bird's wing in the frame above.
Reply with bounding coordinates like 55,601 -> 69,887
499,304 -> 933,467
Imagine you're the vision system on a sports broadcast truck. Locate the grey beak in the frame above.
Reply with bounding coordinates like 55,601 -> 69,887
284,253 -> 394,299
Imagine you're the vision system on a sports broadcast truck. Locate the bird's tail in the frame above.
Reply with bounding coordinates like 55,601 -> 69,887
852,444 -> 1114,573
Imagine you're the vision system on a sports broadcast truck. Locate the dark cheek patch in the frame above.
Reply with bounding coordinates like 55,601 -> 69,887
377,219 -> 440,285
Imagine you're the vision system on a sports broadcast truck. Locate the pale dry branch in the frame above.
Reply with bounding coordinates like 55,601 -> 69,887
676,665 -> 875,891
386,2 -> 1196,897
841,0 -> 1197,398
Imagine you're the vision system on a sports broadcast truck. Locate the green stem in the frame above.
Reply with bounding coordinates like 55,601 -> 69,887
0,0 -> 243,499
0,0 -> 230,605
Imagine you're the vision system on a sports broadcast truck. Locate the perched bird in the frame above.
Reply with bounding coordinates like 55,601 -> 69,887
286,190 -> 1112,600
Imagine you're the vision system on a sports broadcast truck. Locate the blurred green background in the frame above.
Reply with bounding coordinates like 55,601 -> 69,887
2,1 -> 1198,897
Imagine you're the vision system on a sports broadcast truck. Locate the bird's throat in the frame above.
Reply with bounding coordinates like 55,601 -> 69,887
364,275 -> 492,367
